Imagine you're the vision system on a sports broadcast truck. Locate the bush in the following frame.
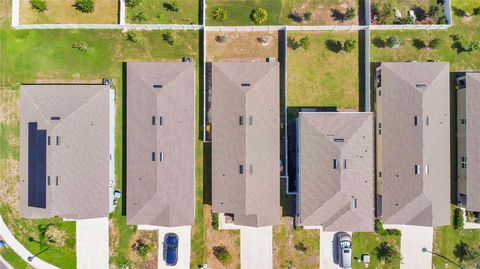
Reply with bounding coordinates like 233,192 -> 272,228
374,218 -> 385,234
383,229 -> 402,236
74,0 -> 95,13
126,32 -> 139,43
454,207 -> 465,230
212,8 -> 228,22
132,11 -> 147,22
294,242 -> 307,252
299,36 -> 311,50
212,213 -> 219,230
343,39 -> 357,52
372,3 -> 394,24
288,12 -> 304,23
30,0 -> 47,12
163,0 -> 180,12
473,7 -> 480,16
132,239 -> 151,257
325,39 -> 342,53
72,42 -> 88,52
162,31 -> 177,45
250,8 -> 268,25
287,37 -> 300,50
344,7 -> 356,21
213,246 -> 232,265
125,0 -> 142,8
375,242 -> 402,264
453,241 -> 480,263
386,36 -> 400,48
429,3 -> 445,23
304,11 -> 313,21
215,35 -> 227,43
412,38 -> 427,49
428,38 -> 442,49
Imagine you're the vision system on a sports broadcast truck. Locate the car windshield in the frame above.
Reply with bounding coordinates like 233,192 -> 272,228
167,243 -> 177,250
340,241 -> 351,249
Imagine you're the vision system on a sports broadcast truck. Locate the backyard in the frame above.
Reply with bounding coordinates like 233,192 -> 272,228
287,31 -> 360,110
206,0 -> 360,26
352,231 -> 401,269
126,0 -> 199,24
20,0 -> 118,24
371,0 -> 447,24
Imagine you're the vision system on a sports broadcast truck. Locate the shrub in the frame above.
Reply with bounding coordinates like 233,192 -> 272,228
428,38 -> 442,49
287,37 -> 300,50
163,0 -> 180,12
325,39 -> 343,53
374,218 -> 385,234
133,239 -> 151,257
453,241 -> 480,263
212,7 -> 228,22
473,7 -> 480,16
299,36 -> 311,50
30,0 -> 47,12
74,0 -> 95,13
383,229 -> 402,236
372,3 -> 394,24
294,242 -> 307,252
343,39 -> 357,52
250,8 -> 268,25
429,3 -> 445,23
288,12 -> 304,23
454,207 -> 465,229
126,32 -> 139,43
212,213 -> 219,229
72,42 -> 88,52
386,36 -> 400,48
213,246 -> 232,265
132,11 -> 147,22
162,31 -> 177,45
376,242 -> 402,264
344,7 -> 356,21
125,0 -> 142,8
412,38 -> 427,49
304,11 -> 313,21
215,35 -> 227,43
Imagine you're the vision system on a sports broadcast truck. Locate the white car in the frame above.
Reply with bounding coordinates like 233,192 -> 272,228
336,232 -> 352,268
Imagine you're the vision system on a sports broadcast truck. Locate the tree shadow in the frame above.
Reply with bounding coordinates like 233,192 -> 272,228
372,36 -> 386,48
288,12 -> 303,23
413,6 -> 427,21
325,39 -> 342,53
451,6 -> 467,17
331,8 -> 345,22
203,143 -> 212,205
412,38 -> 427,49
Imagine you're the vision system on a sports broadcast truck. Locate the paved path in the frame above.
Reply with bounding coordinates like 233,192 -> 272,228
240,226 -> 272,269
0,255 -> 13,269
76,218 -> 109,269
0,215 -> 59,269
384,224 -> 433,269
319,227 -> 351,269
157,226 -> 191,269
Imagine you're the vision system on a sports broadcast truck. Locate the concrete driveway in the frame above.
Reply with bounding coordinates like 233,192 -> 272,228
320,227 -> 352,269
76,217 -> 109,269
384,224 -> 433,269
158,226 -> 191,269
240,226 -> 272,269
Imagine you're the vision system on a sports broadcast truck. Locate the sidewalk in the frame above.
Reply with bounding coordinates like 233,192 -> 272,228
240,226 -> 272,269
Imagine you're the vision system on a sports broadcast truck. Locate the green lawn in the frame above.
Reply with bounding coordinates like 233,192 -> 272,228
352,232 -> 401,269
206,0 -> 359,26
370,0 -> 480,71
126,0 -> 199,24
371,0 -> 441,24
273,225 -> 320,268
0,247 -> 31,269
287,31 -> 360,110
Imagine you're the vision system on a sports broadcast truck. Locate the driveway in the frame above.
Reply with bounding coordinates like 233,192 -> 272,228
76,217 -> 109,269
240,226 -> 272,269
320,227 -> 351,269
158,226 -> 191,269
384,224 -> 433,269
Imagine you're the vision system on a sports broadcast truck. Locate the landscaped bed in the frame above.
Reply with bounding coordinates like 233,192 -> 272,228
126,0 -> 199,24
287,31 -> 360,110
20,0 -> 118,24
206,0 -> 360,26
371,0 -> 448,25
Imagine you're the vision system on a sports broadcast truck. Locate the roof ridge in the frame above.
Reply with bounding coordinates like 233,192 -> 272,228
22,90 -> 51,127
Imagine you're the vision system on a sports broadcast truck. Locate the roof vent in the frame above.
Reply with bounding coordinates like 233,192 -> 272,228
153,84 -> 163,89
50,116 -> 61,120
416,84 -> 427,88
241,83 -> 251,87
334,138 -> 344,143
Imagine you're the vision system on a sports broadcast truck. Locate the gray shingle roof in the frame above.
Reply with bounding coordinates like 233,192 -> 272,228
376,62 -> 450,227
465,73 -> 480,212
20,84 -> 113,219
211,62 -> 280,227
126,62 -> 195,227
297,112 -> 374,231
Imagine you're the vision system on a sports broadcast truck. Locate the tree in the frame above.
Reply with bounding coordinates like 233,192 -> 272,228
374,218 -> 385,234
325,39 -> 343,53
412,38 -> 427,49
386,36 -> 401,48
299,36 -> 311,50
343,39 -> 357,52
132,239 -> 151,257
126,32 -> 139,43
212,7 -> 228,22
162,31 -> 177,45
304,11 -> 313,21
453,241 -> 480,263
473,7 -> 480,16
125,0 -> 142,8
287,37 -> 300,50
344,7 -> 356,21
429,3 -> 444,23
376,242 -> 402,264
30,0 -> 47,12
250,8 -> 268,25
74,0 -> 95,13
163,0 -> 180,12
213,246 -> 232,265
29,224 -> 55,247
454,207 -> 465,229
132,11 -> 147,22
428,38 -> 442,49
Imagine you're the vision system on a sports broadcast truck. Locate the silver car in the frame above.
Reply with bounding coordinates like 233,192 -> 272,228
336,232 -> 352,268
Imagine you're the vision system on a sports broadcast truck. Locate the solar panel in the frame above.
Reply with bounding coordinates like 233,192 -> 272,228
27,122 -> 47,209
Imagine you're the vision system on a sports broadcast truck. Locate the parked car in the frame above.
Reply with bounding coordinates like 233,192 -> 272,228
336,232 -> 352,269
163,233 -> 179,266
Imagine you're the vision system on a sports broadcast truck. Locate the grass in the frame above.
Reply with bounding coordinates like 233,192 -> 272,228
352,231 -> 401,269
370,0 -> 480,71
371,0 -> 440,24
0,247 -> 31,269
20,0 -> 118,24
126,0 -> 199,24
206,0 -> 360,26
287,31 -> 360,110
273,225 -> 319,268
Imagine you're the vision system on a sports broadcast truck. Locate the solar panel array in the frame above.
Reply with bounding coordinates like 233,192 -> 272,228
28,122 -> 47,209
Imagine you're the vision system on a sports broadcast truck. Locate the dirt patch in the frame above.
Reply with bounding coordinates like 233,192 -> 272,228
204,205 -> 240,269
0,88 -> 19,124
45,226 -> 67,247
127,230 -> 159,269
0,159 -> 20,212
290,0 -> 359,25
207,31 -> 278,62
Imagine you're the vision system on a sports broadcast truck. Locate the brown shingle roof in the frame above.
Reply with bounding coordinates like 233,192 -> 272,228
20,84 -> 114,219
211,62 -> 280,227
376,62 -> 450,227
465,73 -> 480,212
297,112 -> 374,231
126,62 -> 195,227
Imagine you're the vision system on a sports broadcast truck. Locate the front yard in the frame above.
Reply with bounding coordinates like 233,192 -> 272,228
352,231 -> 401,269
287,31 -> 360,110
126,0 -> 199,24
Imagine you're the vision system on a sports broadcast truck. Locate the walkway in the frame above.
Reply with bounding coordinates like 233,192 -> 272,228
0,215 -> 59,269
384,224 -> 433,269
240,226 -> 272,269
76,217 -> 109,269
0,255 -> 13,269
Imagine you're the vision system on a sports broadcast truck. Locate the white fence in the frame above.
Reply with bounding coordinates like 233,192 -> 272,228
15,24 -> 203,30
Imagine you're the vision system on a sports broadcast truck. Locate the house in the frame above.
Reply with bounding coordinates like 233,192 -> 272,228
126,62 -> 195,227
375,62 -> 450,227
20,83 -> 115,219
457,73 -> 480,214
211,62 -> 280,227
296,112 -> 374,231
